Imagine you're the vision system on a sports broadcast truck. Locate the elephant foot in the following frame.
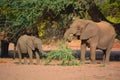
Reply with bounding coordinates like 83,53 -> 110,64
35,61 -> 40,65
35,63 -> 40,65
91,61 -> 96,64
104,61 -> 109,65
13,57 -> 15,60
29,63 -> 33,65
19,62 -> 22,65
102,59 -> 109,64
24,59 -> 28,65
80,60 -> 85,64
37,61 -> 40,65
29,60 -> 33,65
36,59 -> 40,65
24,62 -> 28,65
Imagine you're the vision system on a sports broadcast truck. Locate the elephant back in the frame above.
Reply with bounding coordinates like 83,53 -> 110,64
97,21 -> 116,36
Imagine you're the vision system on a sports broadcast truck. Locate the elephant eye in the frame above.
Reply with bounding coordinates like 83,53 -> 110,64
80,28 -> 83,33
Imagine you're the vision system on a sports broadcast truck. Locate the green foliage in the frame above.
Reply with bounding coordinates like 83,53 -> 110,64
95,0 -> 120,23
0,0 -> 90,40
0,0 -> 40,27
107,16 -> 120,24
45,43 -> 79,66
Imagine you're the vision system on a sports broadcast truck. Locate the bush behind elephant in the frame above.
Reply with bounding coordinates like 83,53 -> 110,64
64,19 -> 116,64
16,34 -> 43,64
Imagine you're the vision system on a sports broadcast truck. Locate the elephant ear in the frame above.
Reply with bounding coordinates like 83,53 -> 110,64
80,23 -> 98,40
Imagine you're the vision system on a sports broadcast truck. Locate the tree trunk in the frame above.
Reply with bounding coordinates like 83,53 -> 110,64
88,0 -> 107,22
1,40 -> 9,58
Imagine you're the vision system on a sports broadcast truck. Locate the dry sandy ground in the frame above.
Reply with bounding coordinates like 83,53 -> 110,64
0,59 -> 120,80
0,40 -> 120,80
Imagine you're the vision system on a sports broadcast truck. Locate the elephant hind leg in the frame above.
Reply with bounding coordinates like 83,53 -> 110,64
104,37 -> 115,64
104,48 -> 111,64
104,47 -> 113,64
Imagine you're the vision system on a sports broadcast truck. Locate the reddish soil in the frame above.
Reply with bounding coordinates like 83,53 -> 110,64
0,40 -> 120,80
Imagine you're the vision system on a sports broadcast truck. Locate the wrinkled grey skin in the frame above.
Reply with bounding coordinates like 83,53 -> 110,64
16,34 -> 43,64
64,19 -> 116,63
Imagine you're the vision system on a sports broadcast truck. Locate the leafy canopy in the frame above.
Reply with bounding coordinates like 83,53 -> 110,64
95,0 -> 120,23
0,0 -> 90,39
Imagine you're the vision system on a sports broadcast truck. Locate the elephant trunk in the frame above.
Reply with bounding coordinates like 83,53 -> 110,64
64,31 -> 73,42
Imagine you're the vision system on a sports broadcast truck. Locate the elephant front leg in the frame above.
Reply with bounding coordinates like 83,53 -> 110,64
28,48 -> 33,64
23,54 -> 28,64
80,40 -> 86,63
90,45 -> 96,64
35,51 -> 40,65
18,50 -> 22,64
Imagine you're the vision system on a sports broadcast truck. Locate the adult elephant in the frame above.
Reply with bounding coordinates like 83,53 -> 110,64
64,19 -> 116,64
16,34 -> 43,64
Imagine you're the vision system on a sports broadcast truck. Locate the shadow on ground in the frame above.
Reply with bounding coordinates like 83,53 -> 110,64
73,50 -> 120,61
0,49 -> 120,61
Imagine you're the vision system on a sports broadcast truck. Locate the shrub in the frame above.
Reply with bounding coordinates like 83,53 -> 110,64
45,42 -> 79,66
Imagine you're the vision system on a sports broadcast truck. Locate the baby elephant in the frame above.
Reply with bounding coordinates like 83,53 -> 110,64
16,34 -> 43,64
